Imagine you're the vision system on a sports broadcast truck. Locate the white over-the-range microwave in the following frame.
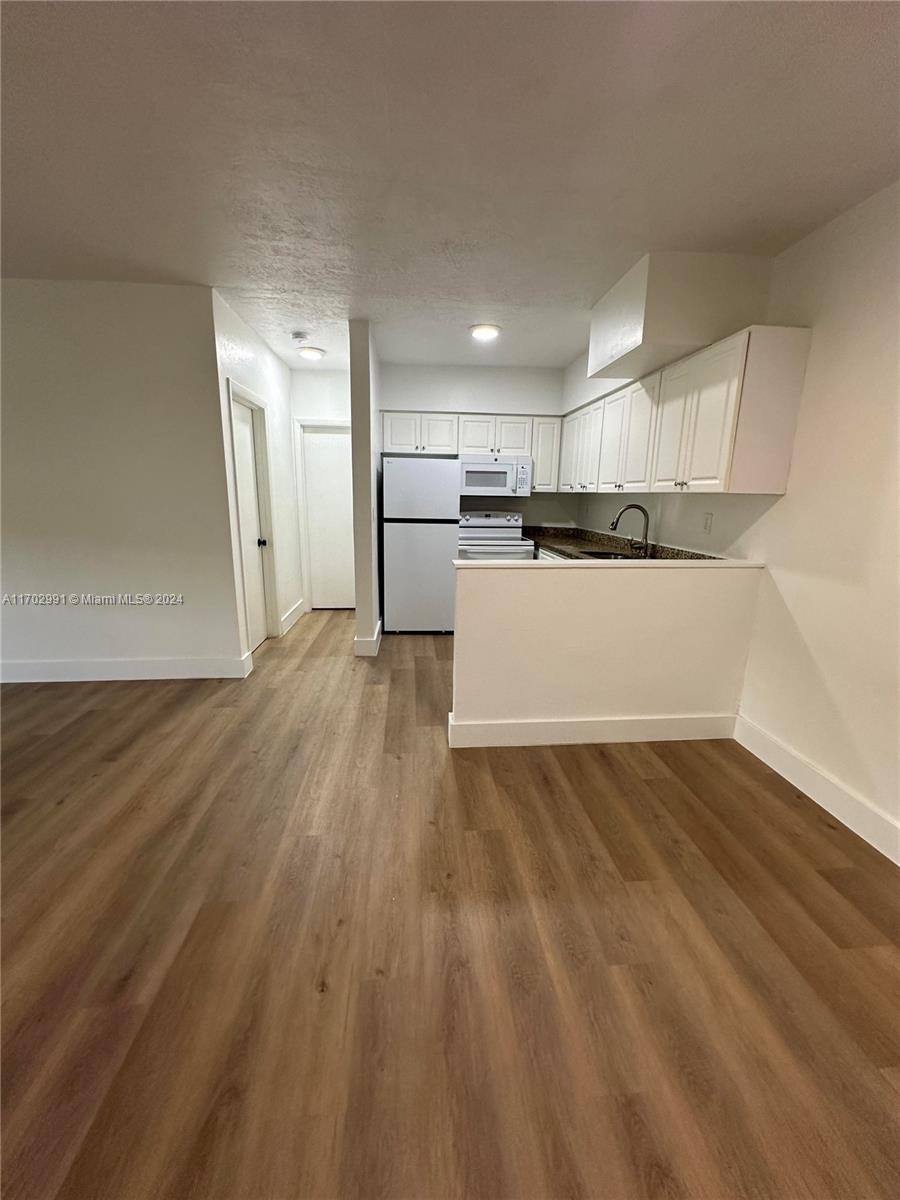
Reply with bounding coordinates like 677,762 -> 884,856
459,454 -> 532,497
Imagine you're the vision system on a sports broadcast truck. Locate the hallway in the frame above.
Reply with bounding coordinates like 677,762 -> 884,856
2,611 -> 899,1199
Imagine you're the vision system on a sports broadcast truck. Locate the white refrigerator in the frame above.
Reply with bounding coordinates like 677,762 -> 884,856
383,456 -> 460,632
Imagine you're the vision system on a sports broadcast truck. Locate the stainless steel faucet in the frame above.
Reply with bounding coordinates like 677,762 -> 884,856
609,503 -> 651,558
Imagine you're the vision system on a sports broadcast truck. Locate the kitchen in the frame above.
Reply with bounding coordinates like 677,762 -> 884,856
375,253 -> 815,761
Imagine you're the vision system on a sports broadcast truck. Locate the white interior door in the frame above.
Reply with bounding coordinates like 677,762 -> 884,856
300,426 -> 355,607
232,401 -> 268,651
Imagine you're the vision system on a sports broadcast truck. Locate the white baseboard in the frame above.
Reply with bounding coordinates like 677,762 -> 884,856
734,715 -> 900,866
353,619 -> 382,658
1,653 -> 253,683
279,598 -> 306,636
447,712 -> 736,749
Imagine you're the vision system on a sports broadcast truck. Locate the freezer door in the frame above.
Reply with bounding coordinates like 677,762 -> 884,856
384,522 -> 458,631
383,456 -> 460,520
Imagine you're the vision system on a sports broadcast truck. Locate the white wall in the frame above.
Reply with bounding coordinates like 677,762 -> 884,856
348,319 -> 381,653
291,369 -> 350,422
380,363 -> 564,415
451,561 -> 762,747
213,292 -> 305,645
1,281 -> 245,679
582,182 -> 900,858
562,352 -> 631,414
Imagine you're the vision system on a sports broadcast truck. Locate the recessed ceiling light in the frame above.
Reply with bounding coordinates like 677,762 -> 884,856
470,324 -> 501,342
298,346 -> 326,360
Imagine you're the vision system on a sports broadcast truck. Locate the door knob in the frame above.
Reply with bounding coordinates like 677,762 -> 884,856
257,538 -> 268,547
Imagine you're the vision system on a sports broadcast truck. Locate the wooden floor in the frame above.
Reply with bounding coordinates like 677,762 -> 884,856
3,610 -> 899,1200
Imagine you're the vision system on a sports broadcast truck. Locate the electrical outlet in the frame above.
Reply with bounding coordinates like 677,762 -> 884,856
703,512 -> 714,534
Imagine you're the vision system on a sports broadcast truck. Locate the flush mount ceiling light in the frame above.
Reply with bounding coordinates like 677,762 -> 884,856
298,346 -> 326,360
470,323 -> 501,342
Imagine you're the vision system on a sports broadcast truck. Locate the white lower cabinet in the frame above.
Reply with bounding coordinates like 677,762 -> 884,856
531,418 -> 562,491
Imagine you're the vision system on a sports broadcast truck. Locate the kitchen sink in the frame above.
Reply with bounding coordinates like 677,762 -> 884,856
580,549 -> 634,559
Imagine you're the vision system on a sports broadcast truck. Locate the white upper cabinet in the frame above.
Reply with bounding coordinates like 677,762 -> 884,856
650,326 -> 810,494
651,362 -> 692,492
383,411 -> 421,454
383,412 -> 458,454
680,334 -> 746,491
531,418 -> 562,491
596,390 -> 627,491
459,415 -> 496,454
558,414 -> 579,491
495,416 -> 533,455
590,373 -> 660,493
459,414 -> 533,455
420,413 -> 459,454
620,375 -> 659,491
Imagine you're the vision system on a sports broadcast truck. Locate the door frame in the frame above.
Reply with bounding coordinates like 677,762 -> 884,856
227,380 -> 281,651
292,417 -> 353,612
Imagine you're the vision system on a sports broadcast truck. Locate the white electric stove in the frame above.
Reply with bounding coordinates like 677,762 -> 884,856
457,511 -> 535,561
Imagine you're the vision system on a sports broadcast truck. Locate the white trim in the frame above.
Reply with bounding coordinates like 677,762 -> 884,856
734,716 -> 900,866
278,598 -> 306,636
447,712 -> 736,748
295,417 -> 351,428
1,653 -> 253,683
353,619 -> 382,657
227,380 -> 282,644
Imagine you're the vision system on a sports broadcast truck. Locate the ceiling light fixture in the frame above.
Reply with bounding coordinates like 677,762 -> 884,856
298,346 -> 326,361
470,324 -> 501,342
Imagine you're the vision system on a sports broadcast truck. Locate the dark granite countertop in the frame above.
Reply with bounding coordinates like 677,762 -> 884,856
524,526 -> 718,562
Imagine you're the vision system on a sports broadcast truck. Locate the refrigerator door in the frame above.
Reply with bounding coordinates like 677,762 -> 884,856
384,522 -> 458,631
383,456 -> 460,520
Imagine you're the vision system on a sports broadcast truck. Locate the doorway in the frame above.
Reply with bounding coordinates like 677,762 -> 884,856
295,423 -> 355,608
231,397 -> 270,651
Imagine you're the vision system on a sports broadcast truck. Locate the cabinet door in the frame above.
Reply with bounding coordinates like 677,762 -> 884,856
558,415 -> 579,491
420,413 -> 458,454
531,418 -> 561,491
620,374 -> 659,491
651,362 -> 691,491
459,415 -> 496,454
578,404 -> 603,491
681,332 -> 748,492
495,415 -> 533,456
383,411 -> 421,453
596,390 -> 627,491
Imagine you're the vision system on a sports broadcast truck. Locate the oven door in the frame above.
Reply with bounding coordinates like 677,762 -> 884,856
459,459 -> 516,495
457,541 -> 535,561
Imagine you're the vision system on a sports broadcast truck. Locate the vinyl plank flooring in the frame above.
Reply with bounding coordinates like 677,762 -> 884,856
3,615 -> 899,1199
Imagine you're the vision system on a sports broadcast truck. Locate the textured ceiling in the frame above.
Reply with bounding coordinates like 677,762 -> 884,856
3,1 -> 898,369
